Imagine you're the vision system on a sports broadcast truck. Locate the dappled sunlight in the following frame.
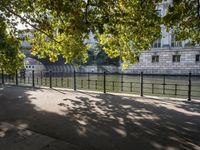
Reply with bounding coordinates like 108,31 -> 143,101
112,127 -> 127,138
0,122 -> 30,139
0,86 -> 200,150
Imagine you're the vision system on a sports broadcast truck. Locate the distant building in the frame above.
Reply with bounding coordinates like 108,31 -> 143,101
124,0 -> 200,75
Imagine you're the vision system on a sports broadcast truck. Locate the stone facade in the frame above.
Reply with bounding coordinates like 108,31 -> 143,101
123,0 -> 200,75
123,48 -> 200,75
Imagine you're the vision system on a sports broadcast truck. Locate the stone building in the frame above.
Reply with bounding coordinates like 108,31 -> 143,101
123,0 -> 200,75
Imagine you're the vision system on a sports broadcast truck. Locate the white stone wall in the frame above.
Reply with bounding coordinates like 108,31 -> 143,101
124,48 -> 200,75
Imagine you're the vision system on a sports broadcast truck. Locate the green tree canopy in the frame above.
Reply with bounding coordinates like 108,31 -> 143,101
0,0 -> 199,66
0,17 -> 24,73
86,43 -> 120,66
164,0 -> 200,44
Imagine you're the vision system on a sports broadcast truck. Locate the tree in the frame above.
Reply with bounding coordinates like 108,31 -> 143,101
86,43 -> 119,66
0,0 -> 199,66
164,0 -> 200,44
0,17 -> 24,73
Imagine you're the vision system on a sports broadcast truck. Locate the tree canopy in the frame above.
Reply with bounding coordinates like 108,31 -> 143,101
164,0 -> 200,43
86,43 -> 120,66
0,17 -> 24,73
0,0 -> 199,68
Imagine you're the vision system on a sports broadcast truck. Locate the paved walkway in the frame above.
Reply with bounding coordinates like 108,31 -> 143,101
0,85 -> 200,150
0,122 -> 81,150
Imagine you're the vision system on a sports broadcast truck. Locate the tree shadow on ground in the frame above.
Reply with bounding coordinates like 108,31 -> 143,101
0,85 -> 200,150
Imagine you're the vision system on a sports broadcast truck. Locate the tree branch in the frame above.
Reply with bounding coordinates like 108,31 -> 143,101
4,6 -> 61,44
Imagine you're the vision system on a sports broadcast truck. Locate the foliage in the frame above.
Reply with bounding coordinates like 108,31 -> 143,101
0,0 -> 199,66
86,43 -> 119,66
163,0 -> 200,44
0,17 -> 24,73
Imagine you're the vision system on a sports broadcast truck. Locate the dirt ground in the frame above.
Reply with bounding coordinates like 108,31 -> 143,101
0,85 -> 200,150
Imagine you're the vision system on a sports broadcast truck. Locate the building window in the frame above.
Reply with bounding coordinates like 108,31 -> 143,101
173,55 -> 181,62
152,55 -> 159,63
171,34 -> 182,47
196,55 -> 200,62
152,38 -> 161,48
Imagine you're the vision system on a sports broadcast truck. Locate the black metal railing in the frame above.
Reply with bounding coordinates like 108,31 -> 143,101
1,69 -> 200,101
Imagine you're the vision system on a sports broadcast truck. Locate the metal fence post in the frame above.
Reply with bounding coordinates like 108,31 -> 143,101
140,72 -> 143,96
81,80 -> 83,88
74,70 -> 76,91
121,73 -> 123,91
163,75 -> 166,94
49,70 -> 52,88
23,70 -> 26,84
113,81 -> 115,91
152,83 -> 154,94
95,80 -> 97,90
103,71 -> 106,93
2,69 -> 4,84
55,78 -> 58,86
130,82 -> 133,92
40,71 -> 43,85
16,70 -> 18,85
32,70 -> 35,87
175,84 -> 177,96
61,76 -> 63,87
188,72 -> 191,101
88,72 -> 90,89
67,78 -> 69,87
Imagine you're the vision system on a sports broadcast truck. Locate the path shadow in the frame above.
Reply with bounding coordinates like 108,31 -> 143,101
0,85 -> 200,150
